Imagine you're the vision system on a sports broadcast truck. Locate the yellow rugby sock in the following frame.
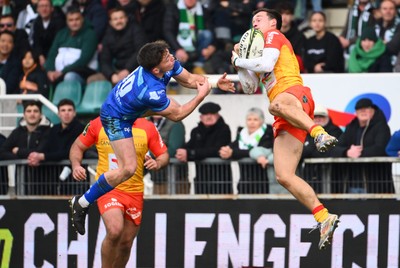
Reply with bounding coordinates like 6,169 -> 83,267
309,124 -> 327,138
313,204 -> 329,223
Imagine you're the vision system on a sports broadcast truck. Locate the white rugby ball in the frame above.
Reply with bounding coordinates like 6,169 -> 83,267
238,28 -> 265,59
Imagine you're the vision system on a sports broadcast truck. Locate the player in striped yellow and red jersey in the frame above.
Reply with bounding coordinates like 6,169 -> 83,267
231,8 -> 339,250
70,117 -> 168,267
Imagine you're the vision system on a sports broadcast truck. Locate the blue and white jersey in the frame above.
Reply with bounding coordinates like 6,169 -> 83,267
101,60 -> 183,121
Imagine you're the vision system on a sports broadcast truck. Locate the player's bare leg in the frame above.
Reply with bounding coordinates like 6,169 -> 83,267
273,132 -> 321,211
273,132 -> 339,249
101,209 -> 139,267
269,92 -> 337,152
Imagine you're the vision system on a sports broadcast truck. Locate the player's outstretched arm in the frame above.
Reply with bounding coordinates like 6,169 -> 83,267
175,69 -> 235,93
214,72 -> 235,93
155,80 -> 211,122
70,138 -> 90,181
232,48 -> 280,73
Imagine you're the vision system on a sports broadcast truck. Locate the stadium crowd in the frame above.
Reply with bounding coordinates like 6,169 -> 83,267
0,0 -> 400,195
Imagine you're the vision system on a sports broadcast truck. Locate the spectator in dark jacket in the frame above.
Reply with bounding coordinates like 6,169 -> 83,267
28,99 -> 85,165
0,14 -> 31,60
301,105 -> 343,193
99,8 -> 147,85
175,102 -> 232,194
302,105 -> 343,159
276,1 -> 306,72
133,0 -> 165,42
73,0 -> 108,42
19,49 -> 50,98
331,98 -> 393,193
0,100 -> 50,161
32,0 -> 66,67
0,30 -> 23,94
304,11 -> 345,73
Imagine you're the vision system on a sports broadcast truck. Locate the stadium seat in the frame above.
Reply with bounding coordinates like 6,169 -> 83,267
52,80 -> 82,106
76,80 -> 112,115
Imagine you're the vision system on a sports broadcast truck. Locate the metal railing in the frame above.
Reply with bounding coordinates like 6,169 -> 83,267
0,157 -> 399,199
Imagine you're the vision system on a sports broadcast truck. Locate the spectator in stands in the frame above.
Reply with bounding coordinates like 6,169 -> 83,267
386,129 -> 400,156
338,0 -> 376,54
148,115 -> 185,194
301,105 -> 343,193
348,26 -> 393,72
0,30 -> 23,94
16,0 -> 38,42
96,8 -> 147,85
115,0 -> 136,21
132,0 -> 166,42
0,100 -> 50,161
32,0 -> 66,67
163,0 -> 216,74
72,0 -> 108,42
27,99 -> 84,165
374,0 -> 400,66
209,0 -> 256,44
0,133 -> 5,145
304,11 -> 345,73
218,107 -> 278,194
302,105 -> 343,158
175,102 -> 232,194
0,14 -> 31,60
275,1 -> 306,72
18,49 -> 50,98
44,6 -> 98,86
298,0 -> 322,22
331,98 -> 393,193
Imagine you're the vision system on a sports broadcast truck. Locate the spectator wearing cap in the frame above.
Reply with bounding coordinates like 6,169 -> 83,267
348,27 -> 393,73
302,105 -> 343,159
175,102 -> 232,194
330,98 -> 393,193
301,104 -> 343,193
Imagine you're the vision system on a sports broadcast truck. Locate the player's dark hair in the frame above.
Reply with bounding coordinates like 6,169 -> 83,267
137,40 -> 170,71
310,11 -> 326,22
253,8 -> 282,30
57,98 -> 75,110
23,100 -> 42,112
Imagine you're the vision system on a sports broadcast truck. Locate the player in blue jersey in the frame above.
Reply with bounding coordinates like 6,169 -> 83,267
69,40 -> 235,235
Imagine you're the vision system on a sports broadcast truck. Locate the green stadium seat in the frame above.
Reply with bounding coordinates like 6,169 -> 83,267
76,80 -> 112,115
52,80 -> 82,107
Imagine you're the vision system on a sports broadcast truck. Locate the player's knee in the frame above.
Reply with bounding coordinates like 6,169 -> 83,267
122,164 -> 137,179
275,172 -> 290,188
106,225 -> 124,241
269,101 -> 282,116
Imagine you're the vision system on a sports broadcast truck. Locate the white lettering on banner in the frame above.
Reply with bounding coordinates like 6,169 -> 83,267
288,215 -> 314,268
184,213 -> 215,268
253,214 -> 286,267
155,213 -> 167,267
24,214 -> 55,268
332,215 -> 365,268
93,218 -> 106,268
217,214 -> 251,268
387,215 -> 400,268
367,215 -> 379,268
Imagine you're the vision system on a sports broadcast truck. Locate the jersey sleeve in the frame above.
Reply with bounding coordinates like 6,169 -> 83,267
172,60 -> 183,76
78,117 -> 102,147
264,30 -> 285,50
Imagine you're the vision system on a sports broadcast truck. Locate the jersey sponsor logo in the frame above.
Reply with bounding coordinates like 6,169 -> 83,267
149,91 -> 160,101
124,127 -> 131,133
266,32 -> 279,45
126,207 -> 142,220
104,197 -> 123,209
